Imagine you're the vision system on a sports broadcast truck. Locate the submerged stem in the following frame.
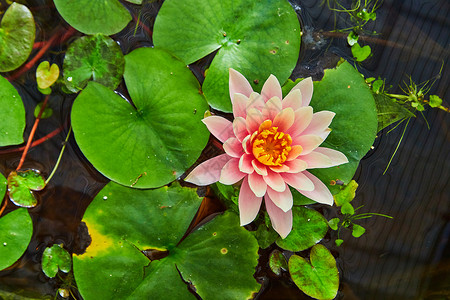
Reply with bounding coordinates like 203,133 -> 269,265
45,126 -> 72,185
383,117 -> 411,175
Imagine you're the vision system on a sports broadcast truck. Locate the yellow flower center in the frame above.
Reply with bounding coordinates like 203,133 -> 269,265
252,120 -> 292,166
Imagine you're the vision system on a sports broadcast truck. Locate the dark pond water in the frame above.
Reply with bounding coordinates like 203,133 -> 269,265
0,0 -> 448,299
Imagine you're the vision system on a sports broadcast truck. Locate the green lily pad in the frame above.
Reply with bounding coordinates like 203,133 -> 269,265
0,208 -> 33,270
71,47 -> 209,188
153,0 -> 301,112
333,180 -> 358,206
276,206 -> 328,252
36,61 -> 59,89
0,2 -> 35,72
289,244 -> 339,300
269,249 -> 288,276
63,34 -> 125,93
0,173 -> 6,199
53,0 -> 131,35
41,244 -> 72,278
0,75 -> 25,146
7,170 -> 46,208
73,182 -> 260,299
290,60 -> 378,205
374,93 -> 415,132
351,43 -> 371,62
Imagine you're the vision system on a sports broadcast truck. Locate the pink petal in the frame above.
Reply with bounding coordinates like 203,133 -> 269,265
313,147 -> 348,166
233,117 -> 248,142
242,135 -> 252,154
239,154 -> 254,174
239,177 -> 262,225
299,151 -> 333,169
293,135 -> 323,155
291,77 -> 313,107
286,145 -> 303,161
232,93 -> 248,119
184,154 -> 230,185
261,74 -> 282,102
264,196 -> 293,239
281,172 -> 314,191
288,106 -> 313,137
282,88 -> 302,110
284,159 -> 308,173
219,158 -> 246,184
246,108 -> 264,134
202,116 -> 234,143
229,68 -> 253,100
266,185 -> 293,212
246,92 -> 265,112
273,107 -> 295,132
223,138 -> 243,158
301,111 -> 335,136
298,171 -> 333,205
248,172 -> 267,197
262,97 -> 282,121
263,171 -> 286,192
269,165 -> 290,173
251,159 -> 268,176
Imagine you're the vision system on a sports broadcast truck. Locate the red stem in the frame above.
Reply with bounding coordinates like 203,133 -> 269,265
132,14 -> 153,37
16,95 -> 49,171
0,197 -> 7,218
0,125 -> 64,155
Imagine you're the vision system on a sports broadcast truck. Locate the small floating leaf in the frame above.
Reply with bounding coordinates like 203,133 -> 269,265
328,218 -> 340,231
333,180 -> 358,206
269,249 -> 288,276
276,207 -> 328,252
53,0 -> 131,35
0,2 -> 35,72
335,239 -> 344,247
429,95 -> 443,108
0,75 -> 26,146
352,224 -> 366,238
373,93 -> 415,132
351,43 -> 371,62
341,202 -> 355,215
41,244 -> 72,278
289,244 -> 339,300
36,61 -> 60,89
34,102 -> 53,119
63,34 -> 125,93
347,31 -> 359,46
7,169 -> 45,208
0,208 -> 33,270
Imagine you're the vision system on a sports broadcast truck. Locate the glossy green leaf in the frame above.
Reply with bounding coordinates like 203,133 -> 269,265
269,249 -> 288,276
335,239 -> 344,247
333,180 -> 358,206
429,95 -> 443,108
0,208 -> 33,270
351,43 -> 371,62
0,2 -> 35,72
63,34 -> 125,93
341,202 -> 355,215
276,207 -> 328,252
125,0 -> 143,3
289,244 -> 339,300
41,244 -> 72,278
374,93 -> 415,132
73,182 -> 260,299
347,31 -> 359,46
36,61 -> 59,89
153,0 -> 301,112
0,173 -> 6,200
0,75 -> 25,146
71,47 -> 209,188
328,218 -> 340,231
53,0 -> 131,35
7,170 -> 45,208
352,224 -> 366,238
292,60 -> 378,205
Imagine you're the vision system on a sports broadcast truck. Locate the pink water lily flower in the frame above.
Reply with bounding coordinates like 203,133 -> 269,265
185,69 -> 348,238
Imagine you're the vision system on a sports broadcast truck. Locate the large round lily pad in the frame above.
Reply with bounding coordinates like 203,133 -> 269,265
153,0 -> 301,112
73,182 -> 260,299
0,75 -> 25,146
53,0 -> 131,35
71,47 -> 209,188
0,2 -> 35,72
63,34 -> 125,92
0,208 -> 33,270
282,60 -> 378,204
